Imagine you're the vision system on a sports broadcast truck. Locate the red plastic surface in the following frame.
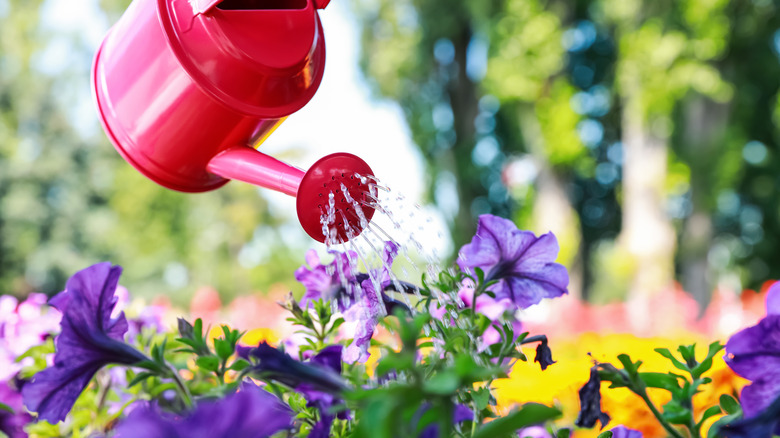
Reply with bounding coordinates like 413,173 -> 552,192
297,153 -> 377,243
92,0 -> 325,192
207,146 -> 305,197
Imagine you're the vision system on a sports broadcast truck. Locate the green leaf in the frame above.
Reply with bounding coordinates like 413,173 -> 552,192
661,399 -> 691,425
596,432 -> 613,438
707,412 -> 742,438
472,404 -> 561,438
471,387 -> 491,411
15,342 -> 55,362
691,341 -> 725,379
422,371 -> 460,395
677,344 -> 698,368
0,402 -> 14,414
719,394 -> 741,415
616,354 -> 642,377
375,352 -> 415,377
134,360 -> 164,373
215,338 -> 234,361
128,371 -> 155,388
229,358 -> 251,371
697,405 -> 722,426
640,372 -> 683,392
654,348 -> 690,373
555,428 -> 571,438
195,355 -> 220,372
455,354 -> 478,377
194,318 -> 203,341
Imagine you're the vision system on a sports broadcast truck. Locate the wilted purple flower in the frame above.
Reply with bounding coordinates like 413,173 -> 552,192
534,338 -> 556,371
458,215 -> 568,309
22,263 -> 149,424
575,367 -> 610,429
724,282 -> 780,433
609,425 -> 643,438
0,381 -> 31,438
113,383 -> 293,438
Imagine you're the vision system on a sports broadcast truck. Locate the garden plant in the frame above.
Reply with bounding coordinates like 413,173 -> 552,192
0,214 -> 777,438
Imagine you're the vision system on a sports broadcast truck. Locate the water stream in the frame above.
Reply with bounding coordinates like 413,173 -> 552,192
318,174 -> 446,316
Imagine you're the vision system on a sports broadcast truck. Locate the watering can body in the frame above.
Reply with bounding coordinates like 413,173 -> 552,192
93,0 -> 375,243
93,0 -> 327,193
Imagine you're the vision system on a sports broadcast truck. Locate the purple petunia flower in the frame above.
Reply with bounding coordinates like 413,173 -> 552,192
295,242 -> 409,364
0,380 -> 32,438
113,383 -> 293,438
609,425 -> 643,438
456,280 -> 522,353
300,345 -> 349,438
295,250 -> 360,310
0,294 -> 61,381
22,263 -> 149,424
245,342 -> 348,395
457,215 -> 569,309
723,282 -> 780,436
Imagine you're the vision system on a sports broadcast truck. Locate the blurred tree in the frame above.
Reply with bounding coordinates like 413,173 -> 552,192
352,0 -> 588,296
352,0 -> 503,249
352,0 -> 780,307
0,0 -> 307,302
590,0 -> 732,310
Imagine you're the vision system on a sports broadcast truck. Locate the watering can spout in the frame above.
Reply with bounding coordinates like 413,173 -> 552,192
207,149 -> 377,244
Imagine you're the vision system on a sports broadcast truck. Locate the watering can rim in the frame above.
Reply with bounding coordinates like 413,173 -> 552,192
157,0 -> 327,118
191,0 -> 330,14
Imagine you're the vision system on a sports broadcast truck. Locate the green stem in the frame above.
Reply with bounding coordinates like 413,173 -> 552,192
167,363 -> 193,408
638,391 -> 685,438
96,371 -> 112,413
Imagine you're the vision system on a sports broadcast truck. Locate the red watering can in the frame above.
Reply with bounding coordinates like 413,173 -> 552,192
92,0 -> 375,243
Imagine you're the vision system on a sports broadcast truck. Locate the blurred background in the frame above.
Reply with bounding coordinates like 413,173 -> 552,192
1,0 -> 779,314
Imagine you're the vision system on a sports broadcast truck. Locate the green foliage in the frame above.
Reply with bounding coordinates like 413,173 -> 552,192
595,341 -> 726,438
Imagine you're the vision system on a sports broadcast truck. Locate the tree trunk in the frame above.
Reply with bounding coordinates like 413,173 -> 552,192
619,93 -> 676,328
447,27 -> 481,249
680,97 -> 730,312
518,105 -> 583,299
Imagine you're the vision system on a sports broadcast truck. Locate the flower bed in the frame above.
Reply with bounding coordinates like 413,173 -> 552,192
0,214 -> 777,437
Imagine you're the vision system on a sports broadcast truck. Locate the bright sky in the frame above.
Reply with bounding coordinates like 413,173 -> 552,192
38,0 -> 453,259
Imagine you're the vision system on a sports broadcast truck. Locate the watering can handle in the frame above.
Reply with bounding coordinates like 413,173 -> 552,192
191,0 -> 330,14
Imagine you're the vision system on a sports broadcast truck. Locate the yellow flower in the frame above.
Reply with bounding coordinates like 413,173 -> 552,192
493,332 -> 747,437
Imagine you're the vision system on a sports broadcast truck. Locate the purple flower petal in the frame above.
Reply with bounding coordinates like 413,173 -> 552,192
725,315 -> 780,381
740,374 -> 780,418
114,383 -> 293,438
310,345 -> 343,374
458,215 -> 568,310
766,282 -> 780,316
517,426 -> 552,438
609,425 -> 643,438
22,263 -> 148,424
0,381 -> 31,438
247,342 -> 347,394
